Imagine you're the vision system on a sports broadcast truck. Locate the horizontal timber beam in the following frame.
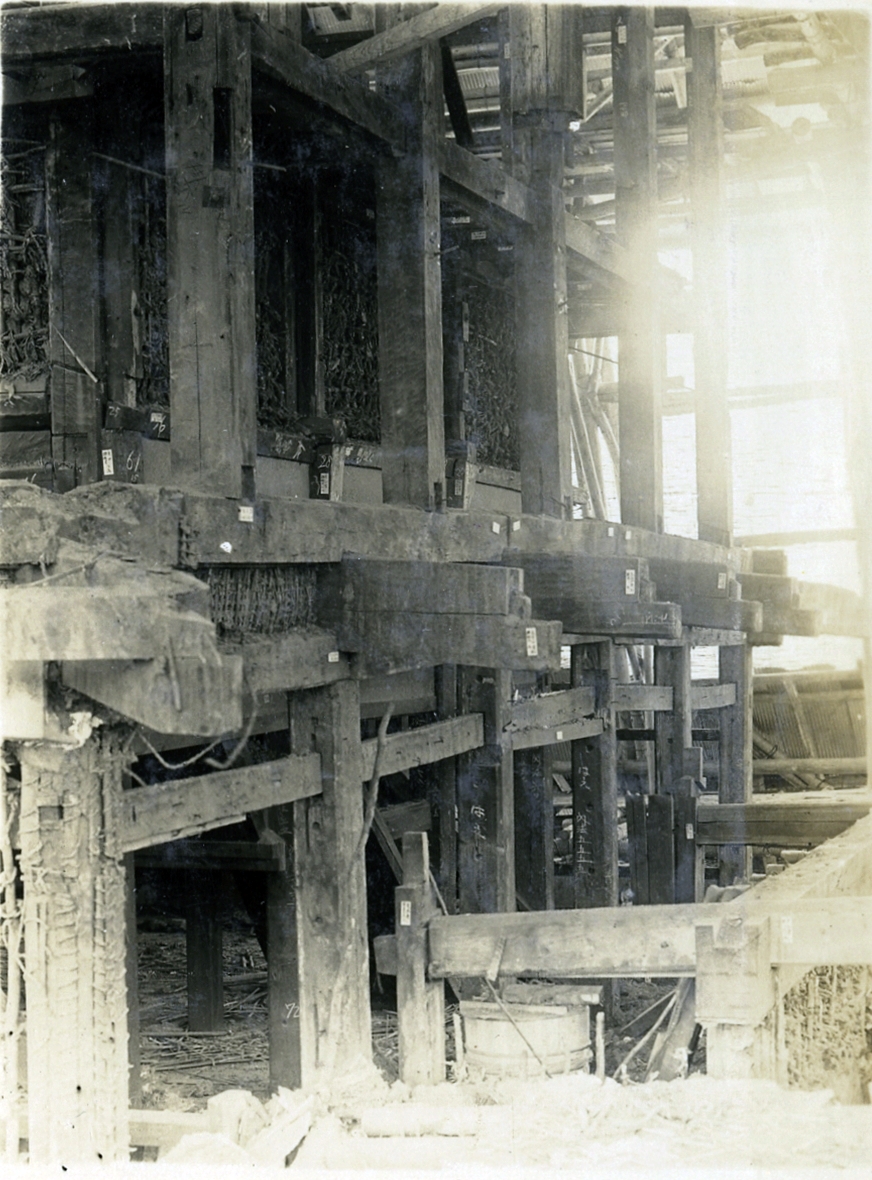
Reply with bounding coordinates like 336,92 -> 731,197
121,753 -> 322,852
696,794 -> 872,846
134,839 -> 286,872
753,757 -> 866,778
0,4 -> 163,61
361,713 -> 484,780
329,3 -> 503,74
230,629 -> 350,695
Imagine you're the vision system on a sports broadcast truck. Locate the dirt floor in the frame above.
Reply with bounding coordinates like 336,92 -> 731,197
134,925 -> 872,1172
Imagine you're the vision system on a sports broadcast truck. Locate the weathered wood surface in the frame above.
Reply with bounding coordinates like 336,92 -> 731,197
648,558 -> 732,601
753,756 -> 866,777
794,580 -> 868,638
396,833 -> 445,1085
438,139 -> 532,223
134,839 -> 287,872
320,558 -> 524,617
361,714 -> 484,780
696,793 -> 872,846
692,683 -> 737,710
517,553 -> 647,604
330,3 -> 501,74
186,870 -> 225,1032
549,599 -> 682,641
507,687 -> 596,733
612,683 -> 673,712
0,3 -> 163,60
120,754 -> 322,852
719,643 -> 753,884
515,743 -> 555,911
231,629 -> 351,695
511,715 -> 603,751
180,495 -> 507,565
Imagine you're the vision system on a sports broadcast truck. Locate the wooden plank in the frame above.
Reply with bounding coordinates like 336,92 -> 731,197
719,643 -> 752,885
120,754 -> 322,852
647,558 -> 731,601
164,7 -> 256,497
376,45 -> 444,509
511,716 -> 603,751
695,796 -> 872,846
753,757 -> 866,778
134,839 -> 286,873
457,667 -> 515,914
673,790 -> 703,903
332,612 -> 563,675
433,665 -> 458,913
331,3 -> 500,73
180,496 -> 508,566
0,4 -> 163,60
737,572 -> 797,607
18,744 -> 130,1163
361,714 -> 484,780
517,553 -> 646,604
250,21 -> 406,151
691,683 -> 736,710
262,804 -> 301,1089
514,743 -> 554,911
525,597 -> 682,641
655,644 -> 692,795
395,833 -> 445,1085
438,139 -> 532,223
571,641 -> 619,908
679,597 -> 762,633
646,794 -> 675,906
320,558 -> 524,618
612,7 -> 661,533
507,687 -> 596,734
612,683 -> 673,712
233,629 -> 350,695
509,512 -> 733,568
758,604 -> 820,637
428,903 -> 701,979
185,870 -> 225,1032
0,430 -> 52,467
686,18 -> 731,547
626,793 -> 650,905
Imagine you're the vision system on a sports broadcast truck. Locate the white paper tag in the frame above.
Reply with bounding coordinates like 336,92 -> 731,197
101,448 -> 114,476
525,627 -> 538,657
512,519 -> 521,532
608,526 -> 615,537
625,530 -> 632,541
319,472 -> 330,495
327,651 -> 340,664
454,479 -> 464,498
556,730 -> 563,742
685,823 -> 694,841
220,541 -> 233,554
625,568 -> 636,596
238,504 -> 254,523
492,520 -> 501,534
617,22 -> 627,43
718,571 -> 727,590
400,900 -> 412,927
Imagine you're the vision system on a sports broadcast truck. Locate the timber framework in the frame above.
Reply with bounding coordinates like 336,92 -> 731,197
0,2 -> 870,1165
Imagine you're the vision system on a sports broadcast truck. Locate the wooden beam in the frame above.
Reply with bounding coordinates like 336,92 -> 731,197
320,557 -> 525,618
164,6 -> 256,497
185,870 -> 224,1033
753,757 -> 866,778
233,629 -> 350,696
376,45 -> 445,509
655,643 -> 692,795
328,3 -> 501,74
361,714 -> 484,780
647,558 -> 731,601
395,833 -> 445,1085
718,643 -> 753,885
612,7 -> 662,533
612,683 -> 673,712
250,21 -> 406,151
438,140 -> 532,223
263,804 -> 301,1089
514,735 -> 554,911
432,665 -> 459,912
794,581 -> 868,638
507,687 -> 596,734
120,754 -> 322,852
691,683 -> 737,710
134,839 -> 287,873
0,4 -> 163,61
695,794 -> 872,846
516,553 -> 647,604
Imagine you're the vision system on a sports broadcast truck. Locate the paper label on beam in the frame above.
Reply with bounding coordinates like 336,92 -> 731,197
101,449 -> 114,476
780,914 -> 793,944
492,521 -> 501,534
625,569 -> 636,596
718,572 -> 728,591
685,823 -> 694,841
525,627 -> 538,657
238,504 -> 254,523
400,900 -> 412,927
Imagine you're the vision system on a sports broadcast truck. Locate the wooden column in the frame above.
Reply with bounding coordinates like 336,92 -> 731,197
511,4 -> 580,517
514,745 -> 554,911
396,832 -> 445,1085
124,852 -> 142,1107
686,19 -> 732,547
570,642 -> 619,908
719,643 -> 753,884
456,668 -> 515,914
185,870 -> 224,1032
265,804 -> 302,1090
654,642 -> 692,795
612,7 -> 663,533
46,99 -> 102,485
376,45 -> 445,509
287,681 -> 371,1081
432,664 -> 458,912
164,5 -> 257,498
18,739 -> 129,1164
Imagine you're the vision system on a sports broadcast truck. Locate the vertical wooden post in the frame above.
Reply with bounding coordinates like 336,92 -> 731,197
654,642 -> 692,795
164,5 -> 257,497
511,4 -> 580,517
513,745 -> 554,911
376,45 -> 445,509
46,100 -> 102,485
456,668 -> 515,914
18,739 -> 129,1164
625,792 -> 649,905
571,642 -> 619,908
287,681 -> 371,1081
123,852 -> 142,1107
396,832 -> 445,1085
265,805 -> 302,1090
101,154 -> 139,408
432,665 -> 458,913
612,6 -> 663,533
646,793 -> 675,905
185,869 -> 224,1032
719,643 -> 753,884
686,19 -> 732,547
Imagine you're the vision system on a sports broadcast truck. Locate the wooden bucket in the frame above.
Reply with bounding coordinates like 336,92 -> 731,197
459,1000 -> 592,1078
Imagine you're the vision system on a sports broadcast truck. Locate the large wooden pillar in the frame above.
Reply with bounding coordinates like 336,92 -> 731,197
46,100 -> 102,486
18,739 -> 130,1164
164,5 -> 257,498
456,668 -> 515,914
286,682 -> 371,1081
718,643 -> 753,884
654,642 -> 692,795
571,642 -> 619,908
686,20 -> 732,547
514,744 -> 554,911
376,45 -> 445,509
511,4 -> 579,517
612,7 -> 663,532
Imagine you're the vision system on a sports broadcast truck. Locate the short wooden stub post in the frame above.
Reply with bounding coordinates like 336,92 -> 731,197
185,869 -> 225,1032
396,832 -> 445,1086
18,738 -> 130,1164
